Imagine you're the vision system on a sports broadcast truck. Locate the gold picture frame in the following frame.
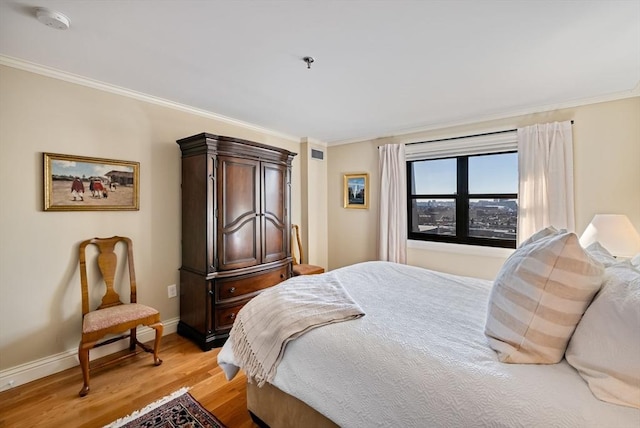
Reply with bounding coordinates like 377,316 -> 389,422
44,153 -> 140,211
343,173 -> 369,209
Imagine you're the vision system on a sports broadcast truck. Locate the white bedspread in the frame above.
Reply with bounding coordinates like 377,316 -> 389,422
218,261 -> 640,427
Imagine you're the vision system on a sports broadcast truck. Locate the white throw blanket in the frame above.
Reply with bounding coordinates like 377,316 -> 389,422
229,272 -> 364,387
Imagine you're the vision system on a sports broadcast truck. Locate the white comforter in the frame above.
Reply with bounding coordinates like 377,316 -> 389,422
218,261 -> 640,427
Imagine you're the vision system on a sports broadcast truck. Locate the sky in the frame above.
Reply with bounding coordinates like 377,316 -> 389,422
347,176 -> 365,192
412,152 -> 517,195
51,159 -> 133,178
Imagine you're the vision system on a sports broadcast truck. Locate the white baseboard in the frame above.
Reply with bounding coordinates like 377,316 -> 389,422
0,317 -> 180,392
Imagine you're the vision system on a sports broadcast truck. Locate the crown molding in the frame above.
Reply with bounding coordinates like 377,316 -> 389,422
300,137 -> 328,148
329,82 -> 640,147
0,55 -> 301,144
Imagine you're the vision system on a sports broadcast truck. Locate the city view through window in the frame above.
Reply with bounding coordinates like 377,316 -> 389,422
409,152 -> 518,242
412,198 -> 518,240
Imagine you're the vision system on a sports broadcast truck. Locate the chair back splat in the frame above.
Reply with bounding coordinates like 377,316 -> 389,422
291,225 -> 325,276
77,236 -> 163,397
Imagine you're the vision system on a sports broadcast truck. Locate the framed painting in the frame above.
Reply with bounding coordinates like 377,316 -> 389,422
43,153 -> 140,211
343,173 -> 369,209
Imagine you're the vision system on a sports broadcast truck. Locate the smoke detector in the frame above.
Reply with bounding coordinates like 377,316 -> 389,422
36,8 -> 70,30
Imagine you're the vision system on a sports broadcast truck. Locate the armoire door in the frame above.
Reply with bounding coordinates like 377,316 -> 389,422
217,156 -> 260,270
261,162 -> 288,263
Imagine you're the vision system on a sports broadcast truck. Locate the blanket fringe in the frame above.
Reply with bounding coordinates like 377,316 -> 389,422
231,319 -> 273,387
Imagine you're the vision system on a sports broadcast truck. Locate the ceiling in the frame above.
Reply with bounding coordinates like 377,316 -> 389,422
1,1 -> 639,144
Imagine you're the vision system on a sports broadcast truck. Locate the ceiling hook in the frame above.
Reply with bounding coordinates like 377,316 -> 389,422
303,56 -> 315,69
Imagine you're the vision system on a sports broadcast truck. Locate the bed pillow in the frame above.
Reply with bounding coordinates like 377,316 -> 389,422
485,231 -> 605,364
565,262 -> 640,409
585,242 -> 617,267
519,225 -> 559,248
632,253 -> 640,268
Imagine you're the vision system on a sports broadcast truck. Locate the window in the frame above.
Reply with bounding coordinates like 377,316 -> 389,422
407,151 -> 518,248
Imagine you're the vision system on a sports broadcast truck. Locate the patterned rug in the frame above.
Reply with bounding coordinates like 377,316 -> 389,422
104,388 -> 227,428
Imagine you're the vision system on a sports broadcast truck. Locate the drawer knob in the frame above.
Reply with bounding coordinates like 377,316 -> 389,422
228,287 -> 236,294
228,313 -> 236,320
280,274 -> 285,279
208,290 -> 214,296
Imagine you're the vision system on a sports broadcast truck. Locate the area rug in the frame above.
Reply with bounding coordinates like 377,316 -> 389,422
104,387 -> 227,428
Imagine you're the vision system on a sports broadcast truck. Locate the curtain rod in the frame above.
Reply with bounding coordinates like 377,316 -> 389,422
405,120 -> 574,146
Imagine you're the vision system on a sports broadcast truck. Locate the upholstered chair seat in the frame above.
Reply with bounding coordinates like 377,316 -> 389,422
83,304 -> 159,333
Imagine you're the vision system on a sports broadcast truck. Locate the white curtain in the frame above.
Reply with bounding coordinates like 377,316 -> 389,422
517,121 -> 575,245
378,144 -> 407,263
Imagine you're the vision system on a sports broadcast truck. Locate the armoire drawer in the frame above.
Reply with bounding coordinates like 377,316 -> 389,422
216,265 -> 289,303
215,302 -> 246,330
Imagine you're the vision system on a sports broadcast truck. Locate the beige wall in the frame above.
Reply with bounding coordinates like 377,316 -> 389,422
299,139 -> 329,269
327,97 -> 640,279
0,65 -> 304,372
327,142 -> 380,268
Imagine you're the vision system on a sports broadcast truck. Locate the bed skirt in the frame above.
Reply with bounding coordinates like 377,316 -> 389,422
247,382 -> 338,428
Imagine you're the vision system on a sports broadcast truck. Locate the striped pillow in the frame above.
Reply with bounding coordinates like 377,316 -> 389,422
519,225 -> 559,247
485,231 -> 605,364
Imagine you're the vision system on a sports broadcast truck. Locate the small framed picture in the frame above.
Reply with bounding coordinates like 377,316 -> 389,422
343,173 -> 369,209
43,153 -> 140,211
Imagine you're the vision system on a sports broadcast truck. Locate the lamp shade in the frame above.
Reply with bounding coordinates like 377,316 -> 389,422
579,214 -> 640,258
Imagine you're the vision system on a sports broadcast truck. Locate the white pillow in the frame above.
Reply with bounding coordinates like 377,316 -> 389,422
565,262 -> 640,409
585,241 -> 617,267
485,231 -> 605,364
632,253 -> 640,268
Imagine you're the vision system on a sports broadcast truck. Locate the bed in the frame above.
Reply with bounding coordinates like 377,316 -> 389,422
218,259 -> 640,427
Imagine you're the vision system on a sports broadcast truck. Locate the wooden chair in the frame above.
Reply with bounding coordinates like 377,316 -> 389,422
291,224 -> 325,276
77,236 -> 163,397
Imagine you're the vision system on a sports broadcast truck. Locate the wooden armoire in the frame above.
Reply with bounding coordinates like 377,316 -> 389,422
176,133 -> 296,350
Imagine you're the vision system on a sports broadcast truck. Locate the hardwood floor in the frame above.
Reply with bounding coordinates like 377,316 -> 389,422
0,334 -> 258,428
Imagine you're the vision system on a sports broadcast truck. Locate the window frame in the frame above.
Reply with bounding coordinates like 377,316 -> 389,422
407,150 -> 517,249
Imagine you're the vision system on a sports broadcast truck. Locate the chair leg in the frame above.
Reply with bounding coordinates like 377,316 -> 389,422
78,342 -> 93,397
133,322 -> 163,365
129,328 -> 137,351
151,322 -> 163,366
